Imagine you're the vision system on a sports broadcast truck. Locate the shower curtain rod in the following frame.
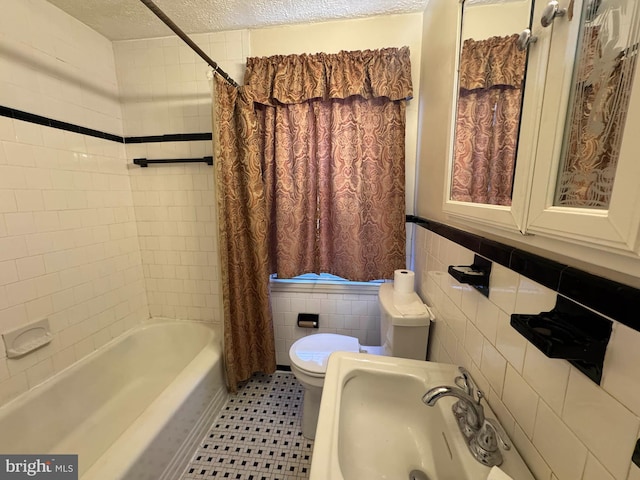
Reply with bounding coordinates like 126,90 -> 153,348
139,0 -> 240,88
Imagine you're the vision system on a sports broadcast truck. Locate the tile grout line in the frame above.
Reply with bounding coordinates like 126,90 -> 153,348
180,371 -> 313,480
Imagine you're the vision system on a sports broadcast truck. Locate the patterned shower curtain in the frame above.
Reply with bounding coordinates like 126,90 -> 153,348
212,75 -> 275,392
451,34 -> 526,206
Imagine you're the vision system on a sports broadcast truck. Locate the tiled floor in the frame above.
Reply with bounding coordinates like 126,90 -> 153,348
181,371 -> 314,480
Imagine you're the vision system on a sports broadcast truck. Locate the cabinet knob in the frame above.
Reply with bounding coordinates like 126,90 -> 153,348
541,0 -> 567,27
517,29 -> 538,51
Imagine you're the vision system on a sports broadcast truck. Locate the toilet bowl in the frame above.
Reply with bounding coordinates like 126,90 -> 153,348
289,282 -> 432,439
289,333 -> 360,439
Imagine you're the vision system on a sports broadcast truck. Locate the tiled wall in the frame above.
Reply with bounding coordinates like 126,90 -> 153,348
113,32 -> 249,324
271,285 -> 381,366
414,226 -> 640,480
113,31 -> 247,137
129,158 -> 221,321
0,0 -> 148,408
0,0 -> 122,135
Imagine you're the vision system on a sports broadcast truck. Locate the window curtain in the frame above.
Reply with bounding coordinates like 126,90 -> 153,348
245,48 -> 412,281
451,34 -> 526,206
211,75 -> 275,393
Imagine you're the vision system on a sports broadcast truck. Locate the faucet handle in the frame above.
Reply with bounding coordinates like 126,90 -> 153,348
482,418 -> 511,451
456,366 -> 483,404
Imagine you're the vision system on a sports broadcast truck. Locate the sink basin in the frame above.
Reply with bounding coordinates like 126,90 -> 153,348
310,352 -> 535,480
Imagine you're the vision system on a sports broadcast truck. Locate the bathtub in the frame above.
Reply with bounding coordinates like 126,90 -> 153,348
0,319 -> 227,480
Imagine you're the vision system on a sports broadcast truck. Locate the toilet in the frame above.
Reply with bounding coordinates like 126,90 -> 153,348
289,282 -> 432,439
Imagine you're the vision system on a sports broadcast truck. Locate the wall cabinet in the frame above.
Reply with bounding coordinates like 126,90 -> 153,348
443,0 -> 640,260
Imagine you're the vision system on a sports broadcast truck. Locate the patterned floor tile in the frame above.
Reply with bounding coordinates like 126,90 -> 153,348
181,372 -> 313,480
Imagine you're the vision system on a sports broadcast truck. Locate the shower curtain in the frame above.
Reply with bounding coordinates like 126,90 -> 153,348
211,75 -> 275,392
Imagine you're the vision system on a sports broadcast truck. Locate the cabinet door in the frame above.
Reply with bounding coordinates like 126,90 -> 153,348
442,0 -> 553,234
526,0 -> 640,254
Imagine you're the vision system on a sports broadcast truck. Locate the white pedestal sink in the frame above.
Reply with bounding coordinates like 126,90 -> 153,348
309,352 -> 534,480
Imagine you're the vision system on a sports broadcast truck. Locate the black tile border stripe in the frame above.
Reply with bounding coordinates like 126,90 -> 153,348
407,215 -> 640,332
0,105 -> 212,144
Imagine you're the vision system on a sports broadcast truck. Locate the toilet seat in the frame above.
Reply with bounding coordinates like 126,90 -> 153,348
289,333 -> 360,376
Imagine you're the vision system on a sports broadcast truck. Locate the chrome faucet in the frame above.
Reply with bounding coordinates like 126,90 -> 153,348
422,385 -> 485,430
422,367 -> 511,467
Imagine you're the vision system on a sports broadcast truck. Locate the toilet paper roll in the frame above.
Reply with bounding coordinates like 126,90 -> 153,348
394,269 -> 415,294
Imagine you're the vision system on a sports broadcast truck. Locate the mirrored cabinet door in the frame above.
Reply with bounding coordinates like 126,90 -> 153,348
443,0 -> 553,233
527,0 -> 640,253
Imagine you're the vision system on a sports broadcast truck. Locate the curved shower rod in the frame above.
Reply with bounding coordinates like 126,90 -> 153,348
139,0 -> 240,88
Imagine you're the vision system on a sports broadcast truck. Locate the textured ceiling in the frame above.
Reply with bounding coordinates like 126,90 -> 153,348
46,0 -> 430,41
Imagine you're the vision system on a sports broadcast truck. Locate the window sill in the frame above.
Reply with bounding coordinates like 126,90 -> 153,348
269,278 -> 383,295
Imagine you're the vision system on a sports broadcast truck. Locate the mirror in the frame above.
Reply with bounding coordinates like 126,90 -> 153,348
554,0 -> 640,209
450,0 -> 534,207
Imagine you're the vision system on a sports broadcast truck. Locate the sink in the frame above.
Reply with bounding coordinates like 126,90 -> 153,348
309,352 -> 535,480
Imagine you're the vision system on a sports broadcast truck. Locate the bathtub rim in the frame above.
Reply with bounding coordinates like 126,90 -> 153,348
0,317 -> 222,418
80,318 -> 226,479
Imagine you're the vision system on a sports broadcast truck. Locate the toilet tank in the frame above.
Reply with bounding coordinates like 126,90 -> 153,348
378,282 -> 431,361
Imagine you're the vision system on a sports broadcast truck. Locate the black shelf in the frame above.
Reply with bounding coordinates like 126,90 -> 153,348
133,156 -> 213,167
448,254 -> 492,297
511,296 -> 612,384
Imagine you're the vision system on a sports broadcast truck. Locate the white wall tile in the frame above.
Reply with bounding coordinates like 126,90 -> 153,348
515,276 -> 557,314
15,256 -> 46,280
475,294 -> 500,343
523,343 -> 570,415
628,464 -> 640,480
441,294 -> 466,342
460,284 -> 479,322
0,0 -> 147,406
583,453 -> 616,480
563,368 -> 639,480
271,288 -> 380,366
533,401 -> 588,480
602,323 -> 640,417
0,260 -> 19,286
0,191 -> 17,213
488,387 -> 516,437
503,364 -> 539,438
495,309 -> 527,373
489,263 -> 519,314
481,341 -> 507,396
513,424 -> 553,480
464,320 -> 484,366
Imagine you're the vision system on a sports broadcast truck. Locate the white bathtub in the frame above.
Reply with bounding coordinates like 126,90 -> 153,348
0,319 -> 227,480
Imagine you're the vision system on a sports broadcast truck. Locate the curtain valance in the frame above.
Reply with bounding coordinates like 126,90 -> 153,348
458,34 -> 526,91
244,47 -> 413,105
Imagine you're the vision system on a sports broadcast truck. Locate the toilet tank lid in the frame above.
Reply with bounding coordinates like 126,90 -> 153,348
379,283 -> 434,327
289,333 -> 359,374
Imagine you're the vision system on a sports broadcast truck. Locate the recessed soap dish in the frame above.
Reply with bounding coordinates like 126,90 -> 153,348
2,318 -> 53,358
